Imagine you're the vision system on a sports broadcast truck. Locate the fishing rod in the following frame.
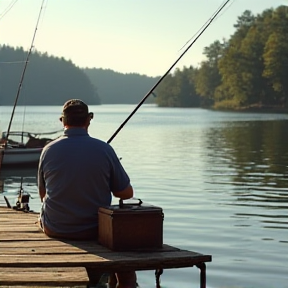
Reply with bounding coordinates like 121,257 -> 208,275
5,0 -> 46,143
107,0 -> 231,144
0,0 -> 46,171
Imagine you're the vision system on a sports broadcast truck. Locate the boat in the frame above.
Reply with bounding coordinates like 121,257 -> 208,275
0,130 -> 61,167
0,165 -> 37,179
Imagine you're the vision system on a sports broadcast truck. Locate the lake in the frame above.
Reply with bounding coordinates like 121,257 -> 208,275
0,104 -> 288,288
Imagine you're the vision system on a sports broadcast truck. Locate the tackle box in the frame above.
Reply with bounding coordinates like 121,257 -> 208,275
98,199 -> 164,251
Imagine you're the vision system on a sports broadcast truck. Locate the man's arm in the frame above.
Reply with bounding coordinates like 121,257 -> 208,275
112,184 -> 133,200
39,186 -> 46,202
37,168 -> 46,202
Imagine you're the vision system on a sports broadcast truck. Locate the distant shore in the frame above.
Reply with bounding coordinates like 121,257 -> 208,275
213,104 -> 288,114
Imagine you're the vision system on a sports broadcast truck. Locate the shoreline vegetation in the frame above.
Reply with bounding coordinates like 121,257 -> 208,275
234,106 -> 288,114
213,103 -> 288,113
0,6 -> 287,113
154,5 -> 288,112
208,100 -> 288,116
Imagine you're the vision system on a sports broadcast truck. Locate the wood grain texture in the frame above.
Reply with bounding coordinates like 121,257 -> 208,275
0,205 -> 212,286
0,267 -> 89,285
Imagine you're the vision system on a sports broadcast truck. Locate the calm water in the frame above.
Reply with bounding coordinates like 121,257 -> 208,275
1,104 -> 288,288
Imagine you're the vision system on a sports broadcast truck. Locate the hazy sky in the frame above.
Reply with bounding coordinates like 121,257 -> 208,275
0,0 -> 286,77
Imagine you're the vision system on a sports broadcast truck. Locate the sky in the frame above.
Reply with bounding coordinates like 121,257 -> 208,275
0,0 -> 287,77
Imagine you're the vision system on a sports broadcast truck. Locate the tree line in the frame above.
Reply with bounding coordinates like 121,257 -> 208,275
0,46 -> 100,105
155,6 -> 288,111
84,68 -> 158,104
0,46 -> 158,106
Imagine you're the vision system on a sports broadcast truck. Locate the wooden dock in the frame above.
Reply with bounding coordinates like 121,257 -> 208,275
0,205 -> 212,287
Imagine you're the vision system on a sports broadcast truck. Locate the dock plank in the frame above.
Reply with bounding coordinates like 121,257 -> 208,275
0,250 -> 209,270
0,241 -> 180,254
0,267 -> 89,286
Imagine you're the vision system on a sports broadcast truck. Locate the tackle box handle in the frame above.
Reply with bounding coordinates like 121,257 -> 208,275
119,198 -> 143,208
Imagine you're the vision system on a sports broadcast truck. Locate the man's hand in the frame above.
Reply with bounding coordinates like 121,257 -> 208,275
112,184 -> 133,200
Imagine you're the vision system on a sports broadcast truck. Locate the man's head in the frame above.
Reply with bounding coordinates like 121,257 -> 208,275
60,99 -> 93,127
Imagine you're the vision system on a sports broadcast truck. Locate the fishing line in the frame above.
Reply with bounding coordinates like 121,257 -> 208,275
178,0 -> 235,53
5,0 -> 47,142
0,61 -> 27,64
0,0 -> 19,21
107,0 -> 232,144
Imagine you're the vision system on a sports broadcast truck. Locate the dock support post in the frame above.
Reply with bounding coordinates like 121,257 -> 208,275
196,262 -> 206,288
155,268 -> 163,288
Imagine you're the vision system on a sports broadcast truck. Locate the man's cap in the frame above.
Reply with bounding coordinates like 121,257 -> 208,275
61,99 -> 89,118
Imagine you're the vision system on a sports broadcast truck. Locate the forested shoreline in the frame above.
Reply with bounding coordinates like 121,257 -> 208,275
155,5 -> 288,111
1,5 -> 287,112
0,46 -> 100,105
0,47 -> 158,105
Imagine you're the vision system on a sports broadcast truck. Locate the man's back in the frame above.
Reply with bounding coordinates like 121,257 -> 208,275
38,127 -> 130,235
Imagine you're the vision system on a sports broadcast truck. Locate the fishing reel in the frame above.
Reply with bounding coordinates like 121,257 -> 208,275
13,187 -> 31,212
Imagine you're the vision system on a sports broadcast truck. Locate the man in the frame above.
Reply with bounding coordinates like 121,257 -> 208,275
38,99 -> 137,288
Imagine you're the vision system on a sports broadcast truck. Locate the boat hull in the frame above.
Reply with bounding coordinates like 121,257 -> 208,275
0,147 -> 42,167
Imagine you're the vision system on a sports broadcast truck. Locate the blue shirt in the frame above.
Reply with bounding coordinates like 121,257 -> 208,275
38,127 -> 130,234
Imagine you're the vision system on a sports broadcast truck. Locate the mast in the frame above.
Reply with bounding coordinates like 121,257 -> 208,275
0,0 -> 46,169
5,0 -> 46,143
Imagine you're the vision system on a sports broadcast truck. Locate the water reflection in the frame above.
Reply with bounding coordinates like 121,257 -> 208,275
204,120 -> 288,233
206,120 -> 288,187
